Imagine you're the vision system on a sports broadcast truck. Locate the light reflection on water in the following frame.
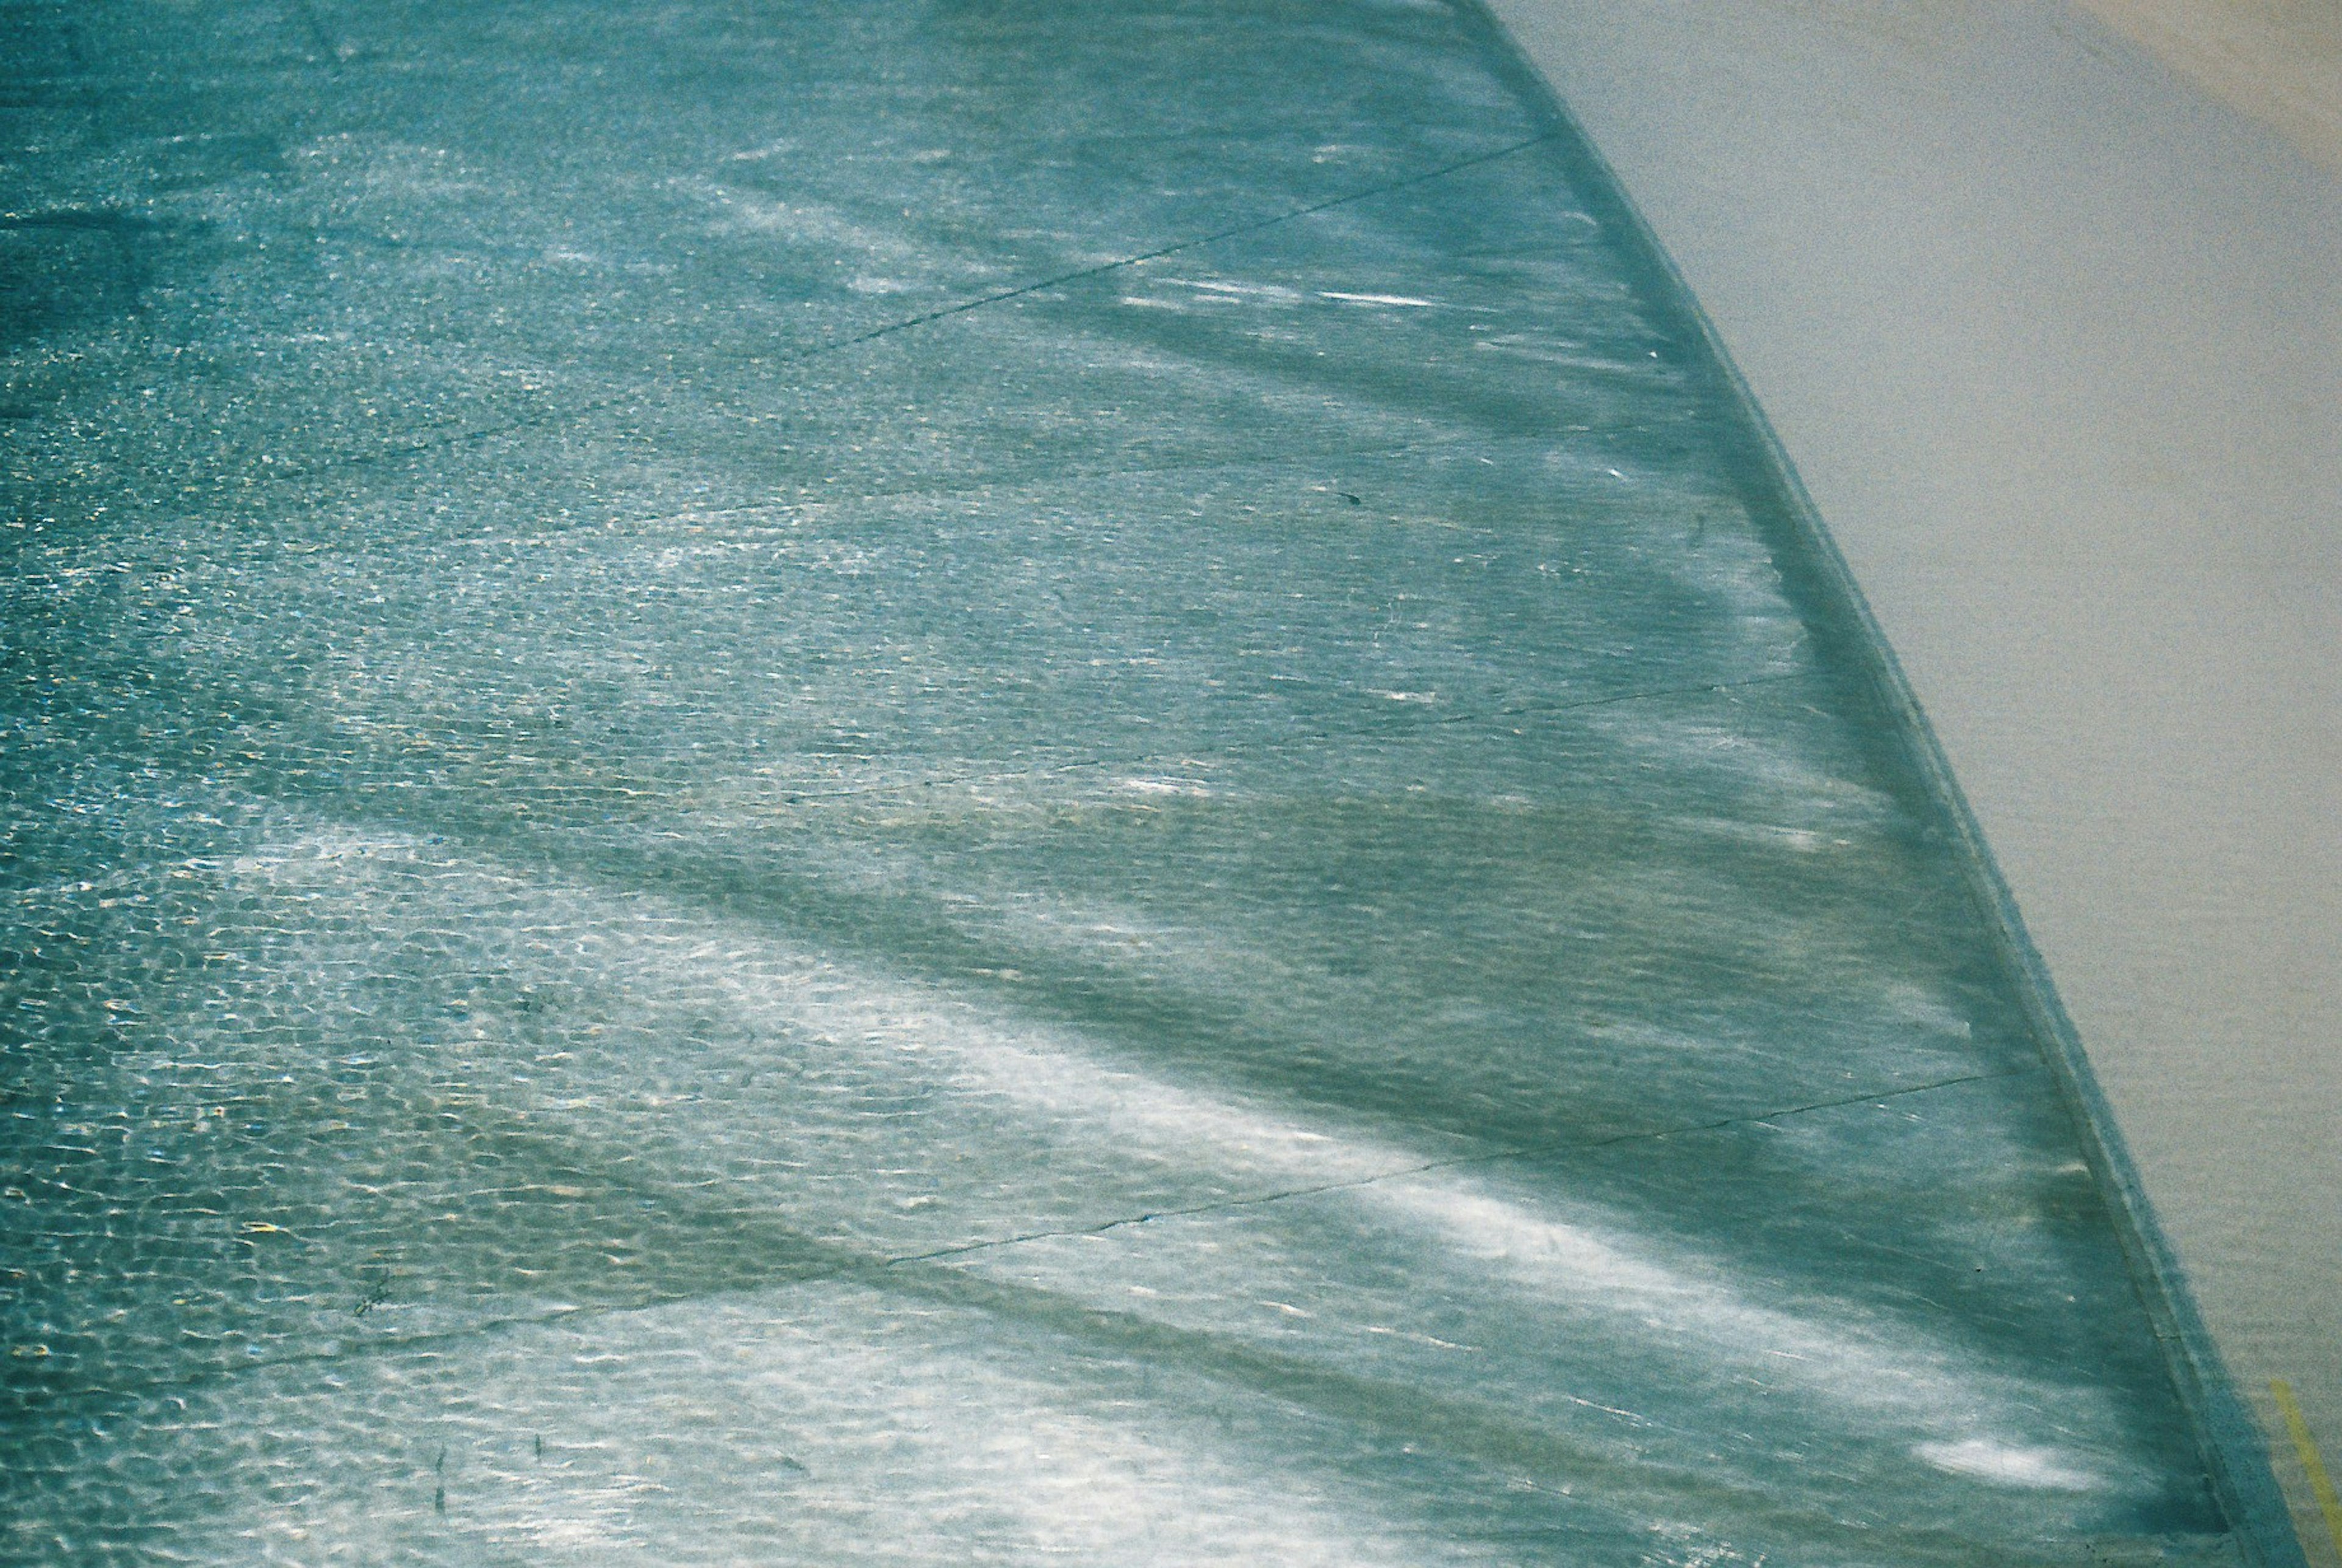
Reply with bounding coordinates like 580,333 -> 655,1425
0,0 -> 2239,1561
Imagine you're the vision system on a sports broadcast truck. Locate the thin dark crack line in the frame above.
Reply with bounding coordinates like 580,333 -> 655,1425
884,1064 -> 2038,1268
23,1067 -> 2036,1411
816,131 -> 1560,355
230,132 -> 1560,485
285,0 -> 340,66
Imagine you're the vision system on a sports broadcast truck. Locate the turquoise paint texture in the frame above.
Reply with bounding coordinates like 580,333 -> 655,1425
0,0 -> 2260,1561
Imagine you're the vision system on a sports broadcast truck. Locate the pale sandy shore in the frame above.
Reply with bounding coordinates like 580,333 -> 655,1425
1484,2 -> 2342,1558
2076,0 -> 2342,171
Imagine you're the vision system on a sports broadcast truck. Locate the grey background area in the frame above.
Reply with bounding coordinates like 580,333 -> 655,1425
1481,3 -> 2342,1561
0,1 -> 2284,1563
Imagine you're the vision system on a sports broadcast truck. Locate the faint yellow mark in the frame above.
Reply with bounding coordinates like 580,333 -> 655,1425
2073,0 -> 2342,173
2272,1379 -> 2342,1559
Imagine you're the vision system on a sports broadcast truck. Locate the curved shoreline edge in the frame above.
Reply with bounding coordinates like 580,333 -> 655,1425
1451,3 -> 2310,1561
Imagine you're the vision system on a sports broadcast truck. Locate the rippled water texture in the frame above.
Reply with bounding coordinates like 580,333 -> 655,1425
0,1 -> 2253,1563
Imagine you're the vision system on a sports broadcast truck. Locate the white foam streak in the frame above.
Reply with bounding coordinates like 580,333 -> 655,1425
231,824 -> 2107,1487
684,904 -> 2094,1466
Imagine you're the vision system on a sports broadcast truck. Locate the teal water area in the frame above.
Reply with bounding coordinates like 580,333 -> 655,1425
0,1 -> 2267,1561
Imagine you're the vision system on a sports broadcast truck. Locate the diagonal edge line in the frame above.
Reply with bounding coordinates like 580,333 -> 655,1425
1444,3 -> 2313,1560
814,130 -> 1560,356
883,1065 -> 2038,1270
2271,1381 -> 2342,1559
250,132 -> 1559,485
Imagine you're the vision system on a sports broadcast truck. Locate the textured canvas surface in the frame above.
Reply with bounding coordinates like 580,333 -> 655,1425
0,1 -> 2255,1561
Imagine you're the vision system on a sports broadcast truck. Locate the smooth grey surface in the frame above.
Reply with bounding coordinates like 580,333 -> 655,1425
0,1 -> 2261,1562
